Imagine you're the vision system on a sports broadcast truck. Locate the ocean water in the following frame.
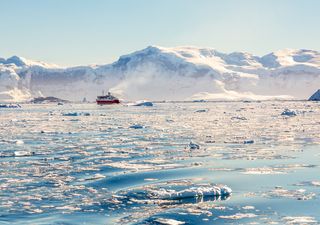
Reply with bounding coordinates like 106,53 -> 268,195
0,101 -> 319,225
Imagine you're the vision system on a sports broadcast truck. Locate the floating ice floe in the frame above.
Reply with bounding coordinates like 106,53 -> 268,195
231,116 -> 247,120
149,185 -> 232,200
0,104 -> 21,108
294,181 -> 320,187
15,140 -> 24,145
55,205 -> 81,211
81,173 -> 106,181
129,100 -> 154,107
282,216 -> 317,224
242,167 -> 285,175
62,112 -> 80,116
219,213 -> 258,220
263,187 -> 316,200
281,109 -> 297,116
243,140 -> 254,144
129,124 -> 144,129
193,99 -> 207,102
242,206 -> 255,210
188,141 -> 200,149
153,218 -> 185,225
62,112 -> 90,116
14,151 -> 34,157
242,164 -> 317,175
195,109 -> 208,113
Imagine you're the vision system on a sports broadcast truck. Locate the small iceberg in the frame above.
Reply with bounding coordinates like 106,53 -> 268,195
308,89 -> 320,101
149,185 -> 232,200
62,112 -> 79,116
153,218 -> 185,225
15,140 -> 24,145
231,116 -> 247,120
195,109 -> 208,113
129,100 -> 154,107
0,104 -> 21,108
188,141 -> 200,150
14,151 -> 34,157
193,99 -> 206,102
281,109 -> 297,117
30,96 -> 69,104
62,112 -> 90,116
129,124 -> 144,129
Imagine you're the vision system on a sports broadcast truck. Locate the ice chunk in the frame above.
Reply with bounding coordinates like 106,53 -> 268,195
154,218 -> 185,225
62,112 -> 90,116
15,140 -> 24,145
193,99 -> 207,102
281,109 -> 297,116
0,104 -> 21,108
295,181 -> 320,187
188,141 -> 200,149
14,151 -> 34,157
62,112 -> 80,116
242,206 -> 255,210
195,109 -> 208,113
231,116 -> 247,120
83,173 -> 106,181
130,100 -> 154,106
150,185 -> 232,200
219,213 -> 258,220
282,216 -> 317,224
129,124 -> 144,129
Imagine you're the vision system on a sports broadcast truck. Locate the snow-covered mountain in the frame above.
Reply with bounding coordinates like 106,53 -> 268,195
1,46 -> 320,102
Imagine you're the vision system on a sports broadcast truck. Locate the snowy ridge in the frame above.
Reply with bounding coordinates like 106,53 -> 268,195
1,46 -> 320,102
0,55 -> 59,68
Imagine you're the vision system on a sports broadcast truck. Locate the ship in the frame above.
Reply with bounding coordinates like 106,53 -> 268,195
96,92 -> 120,105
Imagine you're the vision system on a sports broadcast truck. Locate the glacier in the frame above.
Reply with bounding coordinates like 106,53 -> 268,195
1,46 -> 320,102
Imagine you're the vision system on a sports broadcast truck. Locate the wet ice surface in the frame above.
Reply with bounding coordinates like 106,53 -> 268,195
0,101 -> 319,225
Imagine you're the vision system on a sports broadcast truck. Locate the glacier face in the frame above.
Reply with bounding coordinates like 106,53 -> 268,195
0,46 -> 320,102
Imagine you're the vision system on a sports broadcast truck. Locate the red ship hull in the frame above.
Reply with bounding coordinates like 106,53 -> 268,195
96,99 -> 120,105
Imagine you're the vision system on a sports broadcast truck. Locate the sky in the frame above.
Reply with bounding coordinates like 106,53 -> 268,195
1,0 -> 320,66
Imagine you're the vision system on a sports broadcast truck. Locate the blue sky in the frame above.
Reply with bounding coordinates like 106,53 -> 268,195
1,0 -> 320,66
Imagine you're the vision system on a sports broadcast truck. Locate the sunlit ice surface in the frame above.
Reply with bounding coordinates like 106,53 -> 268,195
0,101 -> 319,225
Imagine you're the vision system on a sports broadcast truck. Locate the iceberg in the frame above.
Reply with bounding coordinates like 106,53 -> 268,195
281,109 -> 297,117
0,104 -> 21,108
129,101 -> 154,107
62,112 -> 90,116
281,109 -> 297,116
308,89 -> 320,101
